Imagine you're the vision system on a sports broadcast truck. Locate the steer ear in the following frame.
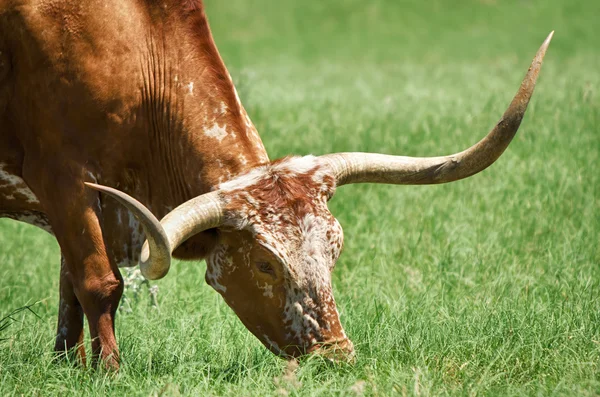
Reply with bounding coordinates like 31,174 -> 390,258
320,31 -> 554,187
85,183 -> 225,280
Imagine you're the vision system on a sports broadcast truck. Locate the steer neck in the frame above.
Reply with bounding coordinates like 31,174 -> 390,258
125,1 -> 271,217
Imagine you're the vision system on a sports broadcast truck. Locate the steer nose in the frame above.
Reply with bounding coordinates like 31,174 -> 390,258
307,338 -> 355,363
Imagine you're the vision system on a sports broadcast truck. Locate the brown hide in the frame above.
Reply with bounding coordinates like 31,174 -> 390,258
0,0 -> 276,368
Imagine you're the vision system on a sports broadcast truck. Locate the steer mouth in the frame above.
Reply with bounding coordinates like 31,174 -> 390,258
306,338 -> 356,363
262,337 -> 355,363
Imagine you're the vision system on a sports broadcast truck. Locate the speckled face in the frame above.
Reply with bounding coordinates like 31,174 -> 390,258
205,156 -> 354,359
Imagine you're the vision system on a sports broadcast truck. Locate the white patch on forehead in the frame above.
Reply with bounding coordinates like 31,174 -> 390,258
204,122 -> 229,142
218,156 -> 323,193
218,164 -> 270,191
0,163 -> 40,204
276,155 -> 320,175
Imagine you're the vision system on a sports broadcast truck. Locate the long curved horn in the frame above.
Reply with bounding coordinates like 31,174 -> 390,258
320,31 -> 553,186
85,183 -> 224,280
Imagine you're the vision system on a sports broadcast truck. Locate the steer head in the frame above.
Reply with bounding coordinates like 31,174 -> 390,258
207,157 -> 350,357
86,31 -> 552,361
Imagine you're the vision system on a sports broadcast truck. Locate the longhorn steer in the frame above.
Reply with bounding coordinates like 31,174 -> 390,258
0,0 -> 552,369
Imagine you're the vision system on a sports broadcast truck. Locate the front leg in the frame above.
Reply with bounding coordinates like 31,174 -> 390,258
54,255 -> 86,365
24,162 -> 124,370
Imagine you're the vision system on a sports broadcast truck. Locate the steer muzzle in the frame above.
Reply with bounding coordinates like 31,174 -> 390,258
306,338 -> 356,363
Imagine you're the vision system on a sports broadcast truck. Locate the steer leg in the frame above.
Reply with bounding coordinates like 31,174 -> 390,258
58,215 -> 123,370
54,255 -> 86,365
23,162 -> 124,370
79,264 -> 123,370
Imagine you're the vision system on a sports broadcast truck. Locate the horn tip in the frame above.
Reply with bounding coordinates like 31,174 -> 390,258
84,181 -> 115,195
543,31 -> 554,47
84,182 -> 104,191
532,31 -> 554,68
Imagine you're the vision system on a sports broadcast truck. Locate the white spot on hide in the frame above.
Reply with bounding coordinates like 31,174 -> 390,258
204,123 -> 229,142
261,283 -> 274,298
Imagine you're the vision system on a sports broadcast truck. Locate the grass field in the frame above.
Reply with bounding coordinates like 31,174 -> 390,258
1,0 -> 599,395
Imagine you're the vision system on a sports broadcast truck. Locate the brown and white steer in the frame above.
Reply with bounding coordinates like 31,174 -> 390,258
0,0 -> 552,369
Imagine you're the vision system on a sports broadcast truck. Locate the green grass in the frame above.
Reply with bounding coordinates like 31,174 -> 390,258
1,0 -> 599,395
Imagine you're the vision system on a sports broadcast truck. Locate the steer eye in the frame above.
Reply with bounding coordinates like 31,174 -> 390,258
256,261 -> 275,277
